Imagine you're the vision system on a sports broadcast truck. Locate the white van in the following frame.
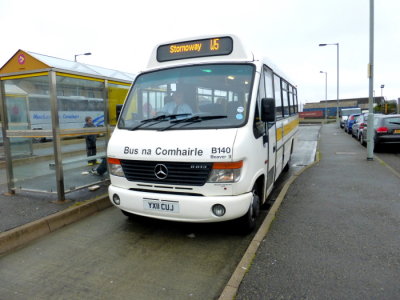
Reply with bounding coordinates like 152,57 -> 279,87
107,35 -> 299,231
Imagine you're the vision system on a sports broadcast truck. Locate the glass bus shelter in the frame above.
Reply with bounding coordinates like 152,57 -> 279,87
0,50 -> 134,201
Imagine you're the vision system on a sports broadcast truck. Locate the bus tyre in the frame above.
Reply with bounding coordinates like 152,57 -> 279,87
283,162 -> 290,172
238,186 -> 260,233
121,209 -> 135,219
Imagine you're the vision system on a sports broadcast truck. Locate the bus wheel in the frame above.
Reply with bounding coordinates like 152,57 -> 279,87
238,186 -> 260,233
283,162 -> 290,172
121,209 -> 135,219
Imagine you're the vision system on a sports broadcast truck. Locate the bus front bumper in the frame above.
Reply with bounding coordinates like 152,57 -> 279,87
108,185 -> 252,223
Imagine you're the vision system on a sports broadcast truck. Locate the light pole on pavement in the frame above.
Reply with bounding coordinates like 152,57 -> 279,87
319,43 -> 339,126
320,71 -> 328,122
367,0 -> 375,160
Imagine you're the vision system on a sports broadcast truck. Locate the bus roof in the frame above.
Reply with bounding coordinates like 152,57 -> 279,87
145,34 -> 296,88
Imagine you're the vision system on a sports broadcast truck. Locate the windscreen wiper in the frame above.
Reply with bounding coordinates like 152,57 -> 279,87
129,114 -> 191,131
159,115 -> 227,131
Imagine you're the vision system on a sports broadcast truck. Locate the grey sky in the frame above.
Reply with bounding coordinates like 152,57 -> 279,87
0,0 -> 399,106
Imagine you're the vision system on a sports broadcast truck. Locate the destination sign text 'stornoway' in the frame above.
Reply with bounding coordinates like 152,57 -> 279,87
157,37 -> 233,62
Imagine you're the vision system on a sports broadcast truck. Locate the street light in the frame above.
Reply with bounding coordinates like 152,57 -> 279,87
74,52 -> 92,62
367,0 -> 374,160
320,71 -> 328,122
319,43 -> 339,126
380,84 -> 385,113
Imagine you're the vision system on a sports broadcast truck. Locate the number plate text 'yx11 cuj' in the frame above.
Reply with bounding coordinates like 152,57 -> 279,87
143,199 -> 180,213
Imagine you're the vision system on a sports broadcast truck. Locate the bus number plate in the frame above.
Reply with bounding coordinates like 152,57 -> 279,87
143,200 -> 179,213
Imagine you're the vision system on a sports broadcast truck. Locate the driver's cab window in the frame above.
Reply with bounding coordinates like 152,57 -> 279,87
253,72 -> 266,138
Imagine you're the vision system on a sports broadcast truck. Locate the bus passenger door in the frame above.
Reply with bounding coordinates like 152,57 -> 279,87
264,67 -> 275,192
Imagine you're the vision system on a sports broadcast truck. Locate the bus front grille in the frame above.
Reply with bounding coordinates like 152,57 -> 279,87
120,160 -> 212,186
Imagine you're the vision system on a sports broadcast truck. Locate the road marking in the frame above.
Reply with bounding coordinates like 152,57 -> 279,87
335,152 -> 358,155
374,154 -> 400,179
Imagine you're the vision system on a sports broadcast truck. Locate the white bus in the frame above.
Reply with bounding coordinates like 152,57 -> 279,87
107,35 -> 299,231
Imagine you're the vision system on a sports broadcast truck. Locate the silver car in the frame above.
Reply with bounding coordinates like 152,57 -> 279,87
351,113 -> 368,140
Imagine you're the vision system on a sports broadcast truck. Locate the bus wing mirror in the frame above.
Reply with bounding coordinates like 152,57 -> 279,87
261,98 -> 275,123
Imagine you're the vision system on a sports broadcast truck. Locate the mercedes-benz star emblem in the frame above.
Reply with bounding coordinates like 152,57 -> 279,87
154,164 -> 168,180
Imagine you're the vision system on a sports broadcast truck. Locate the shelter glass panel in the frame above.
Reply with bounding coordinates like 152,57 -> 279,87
56,75 -> 108,192
60,134 -> 107,192
3,75 -> 56,193
9,138 -> 58,193
56,75 -> 105,129
108,83 -> 130,126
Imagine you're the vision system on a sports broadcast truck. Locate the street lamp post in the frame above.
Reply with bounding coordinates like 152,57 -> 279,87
320,71 -> 328,122
367,0 -> 375,160
74,52 -> 92,62
381,84 -> 385,113
319,43 -> 339,126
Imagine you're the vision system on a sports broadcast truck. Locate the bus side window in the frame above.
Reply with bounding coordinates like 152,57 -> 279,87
293,87 -> 298,113
289,85 -> 294,115
274,75 -> 283,119
282,80 -> 289,117
263,67 -> 274,99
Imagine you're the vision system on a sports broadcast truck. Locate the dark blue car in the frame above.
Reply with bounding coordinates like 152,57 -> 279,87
344,114 -> 361,134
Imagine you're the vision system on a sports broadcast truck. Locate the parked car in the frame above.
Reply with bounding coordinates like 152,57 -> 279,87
340,108 -> 361,128
351,113 -> 368,140
360,114 -> 400,150
344,113 -> 361,134
352,113 -> 383,140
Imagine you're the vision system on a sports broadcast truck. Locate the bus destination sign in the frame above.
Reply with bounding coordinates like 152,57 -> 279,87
157,37 -> 233,62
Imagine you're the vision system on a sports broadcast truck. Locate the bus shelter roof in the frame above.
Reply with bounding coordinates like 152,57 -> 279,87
0,50 -> 135,83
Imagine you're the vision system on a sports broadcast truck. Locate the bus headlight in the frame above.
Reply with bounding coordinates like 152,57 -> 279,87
207,161 -> 242,183
108,158 -> 125,177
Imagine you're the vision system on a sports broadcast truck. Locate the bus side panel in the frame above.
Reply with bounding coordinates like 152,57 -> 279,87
266,123 -> 277,192
282,116 -> 295,167
274,119 -> 284,180
275,147 -> 284,180
281,118 -> 289,167
231,124 -> 268,197
283,139 -> 292,168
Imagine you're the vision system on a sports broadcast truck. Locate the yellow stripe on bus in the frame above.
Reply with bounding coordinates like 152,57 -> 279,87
276,127 -> 283,141
284,118 -> 299,136
276,117 -> 299,141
